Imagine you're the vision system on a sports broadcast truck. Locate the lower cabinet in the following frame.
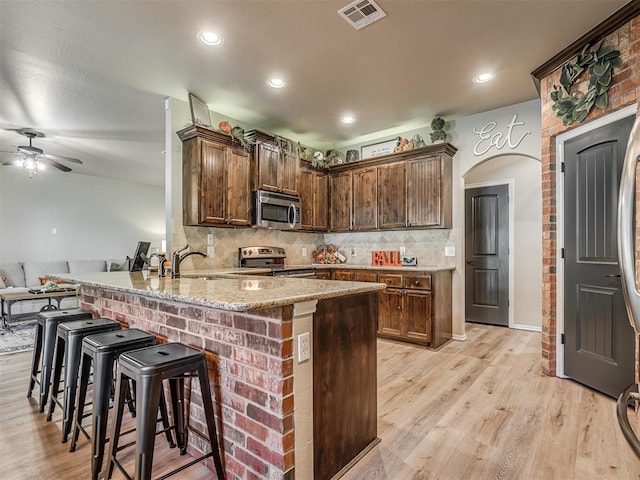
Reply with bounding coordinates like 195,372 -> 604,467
331,268 -> 452,348
315,270 -> 331,280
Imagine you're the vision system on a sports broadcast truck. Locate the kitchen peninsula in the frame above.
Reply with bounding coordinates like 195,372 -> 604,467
53,270 -> 384,480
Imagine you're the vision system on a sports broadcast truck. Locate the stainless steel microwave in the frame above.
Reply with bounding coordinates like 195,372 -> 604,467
252,190 -> 301,229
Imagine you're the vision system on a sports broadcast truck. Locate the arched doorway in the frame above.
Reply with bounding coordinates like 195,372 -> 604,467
463,153 -> 542,330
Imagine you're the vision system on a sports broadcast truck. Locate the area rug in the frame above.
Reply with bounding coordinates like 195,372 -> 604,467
0,319 -> 36,355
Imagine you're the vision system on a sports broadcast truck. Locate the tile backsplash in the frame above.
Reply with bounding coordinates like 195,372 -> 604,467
174,222 -> 455,270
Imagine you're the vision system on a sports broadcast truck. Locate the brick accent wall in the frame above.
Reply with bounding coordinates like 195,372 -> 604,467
80,287 -> 295,480
539,16 -> 640,379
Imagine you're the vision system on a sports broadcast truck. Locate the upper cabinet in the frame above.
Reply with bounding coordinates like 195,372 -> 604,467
407,154 -> 452,228
248,130 -> 300,196
178,126 -> 251,227
352,167 -> 377,230
299,165 -> 329,231
377,162 -> 406,229
329,143 -> 456,232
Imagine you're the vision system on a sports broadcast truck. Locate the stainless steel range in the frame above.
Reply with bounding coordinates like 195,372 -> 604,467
238,246 -> 316,278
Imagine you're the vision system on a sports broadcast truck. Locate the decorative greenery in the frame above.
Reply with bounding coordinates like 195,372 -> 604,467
550,41 -> 622,126
430,117 -> 447,143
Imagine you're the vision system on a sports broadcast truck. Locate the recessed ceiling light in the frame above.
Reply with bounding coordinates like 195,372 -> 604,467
198,31 -> 223,46
267,78 -> 286,89
341,115 -> 356,124
473,72 -> 495,84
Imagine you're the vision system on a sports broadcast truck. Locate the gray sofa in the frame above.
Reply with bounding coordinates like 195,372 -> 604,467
0,260 -> 110,315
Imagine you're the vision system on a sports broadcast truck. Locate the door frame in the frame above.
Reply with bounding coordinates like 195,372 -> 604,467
464,179 -> 514,329
554,103 -> 637,378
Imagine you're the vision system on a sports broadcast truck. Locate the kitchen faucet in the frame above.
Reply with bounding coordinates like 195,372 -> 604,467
171,245 -> 207,278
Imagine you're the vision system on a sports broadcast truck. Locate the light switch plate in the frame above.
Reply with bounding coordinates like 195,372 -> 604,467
445,246 -> 455,257
207,233 -> 214,244
207,245 -> 215,257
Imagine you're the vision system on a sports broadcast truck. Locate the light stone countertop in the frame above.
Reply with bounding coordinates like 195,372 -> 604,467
51,271 -> 385,312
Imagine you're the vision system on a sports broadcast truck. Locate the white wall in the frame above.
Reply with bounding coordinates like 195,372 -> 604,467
0,168 -> 164,262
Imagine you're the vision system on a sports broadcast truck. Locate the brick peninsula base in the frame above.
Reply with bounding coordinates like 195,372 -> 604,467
79,285 -> 379,480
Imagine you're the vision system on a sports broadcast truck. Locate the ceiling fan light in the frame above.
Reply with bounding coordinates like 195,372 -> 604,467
36,160 -> 46,171
24,157 -> 35,170
14,158 -> 24,167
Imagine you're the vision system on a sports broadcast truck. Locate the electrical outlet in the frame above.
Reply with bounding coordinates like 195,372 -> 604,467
302,246 -> 308,257
399,246 -> 406,256
445,246 -> 455,257
297,332 -> 310,363
350,247 -> 356,257
207,245 -> 215,257
207,233 -> 214,244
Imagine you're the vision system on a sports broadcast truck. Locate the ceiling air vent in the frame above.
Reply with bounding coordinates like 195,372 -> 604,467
338,0 -> 387,30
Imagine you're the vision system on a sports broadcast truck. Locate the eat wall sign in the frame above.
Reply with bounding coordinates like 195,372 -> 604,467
371,251 -> 402,266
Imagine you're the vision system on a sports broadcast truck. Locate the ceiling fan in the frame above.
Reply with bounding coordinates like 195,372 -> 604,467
1,128 -> 83,176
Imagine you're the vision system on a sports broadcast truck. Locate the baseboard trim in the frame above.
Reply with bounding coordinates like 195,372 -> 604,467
452,333 -> 467,341
511,323 -> 542,332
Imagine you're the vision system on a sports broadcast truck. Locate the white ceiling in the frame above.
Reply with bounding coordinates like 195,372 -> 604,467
0,0 -> 629,186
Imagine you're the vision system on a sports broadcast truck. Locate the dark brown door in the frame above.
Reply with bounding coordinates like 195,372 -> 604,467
330,172 -> 352,232
352,167 -> 377,230
563,115 -> 635,398
378,162 -> 407,228
465,185 -> 509,326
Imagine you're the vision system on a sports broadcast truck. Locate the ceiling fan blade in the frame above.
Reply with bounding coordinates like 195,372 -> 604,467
42,153 -> 83,164
39,156 -> 72,172
3,160 -> 17,165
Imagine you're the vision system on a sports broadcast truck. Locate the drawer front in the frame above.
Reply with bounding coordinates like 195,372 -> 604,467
354,271 -> 378,282
378,273 -> 403,288
333,270 -> 355,281
404,275 -> 432,290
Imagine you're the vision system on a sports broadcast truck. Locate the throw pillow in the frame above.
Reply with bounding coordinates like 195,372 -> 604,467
39,277 -> 71,285
0,275 -> 6,289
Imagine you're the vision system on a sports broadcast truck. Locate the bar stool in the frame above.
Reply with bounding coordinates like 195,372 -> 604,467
28,308 -> 93,412
46,317 -> 121,443
69,328 -> 175,480
106,343 -> 225,480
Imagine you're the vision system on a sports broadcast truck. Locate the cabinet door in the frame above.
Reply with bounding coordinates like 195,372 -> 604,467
405,290 -> 432,344
256,142 -> 280,193
330,172 -> 352,231
377,288 -> 403,337
299,170 -> 314,230
225,148 -> 251,226
313,173 -> 329,231
352,167 -> 377,230
378,162 -> 407,229
280,151 -> 299,196
407,156 -> 443,227
200,140 -> 227,224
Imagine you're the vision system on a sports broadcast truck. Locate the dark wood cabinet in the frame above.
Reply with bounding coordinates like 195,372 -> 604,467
178,126 -> 251,227
315,270 -> 331,280
299,167 -> 328,231
328,143 -> 455,232
251,132 -> 299,196
407,154 -> 452,228
330,171 -> 352,232
377,162 -> 407,229
332,269 -> 354,281
376,270 -> 451,348
378,288 -> 404,337
352,167 -> 377,230
328,267 -> 451,348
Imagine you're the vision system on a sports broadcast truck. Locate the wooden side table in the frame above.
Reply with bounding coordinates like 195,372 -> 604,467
0,288 -> 79,330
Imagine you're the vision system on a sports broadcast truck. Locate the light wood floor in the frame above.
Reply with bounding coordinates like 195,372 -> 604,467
1,324 -> 638,479
344,324 -> 640,480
